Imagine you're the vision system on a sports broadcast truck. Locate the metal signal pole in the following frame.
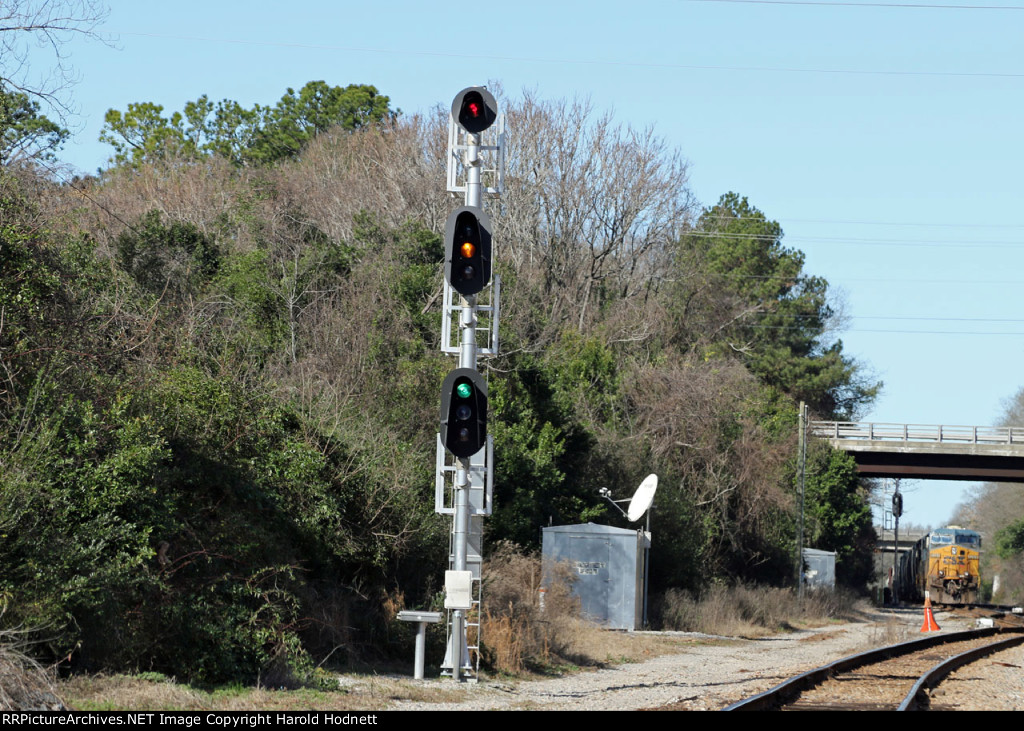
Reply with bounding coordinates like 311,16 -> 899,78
437,87 -> 504,681
892,479 -> 902,604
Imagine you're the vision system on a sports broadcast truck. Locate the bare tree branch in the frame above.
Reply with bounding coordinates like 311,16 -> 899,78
0,0 -> 109,117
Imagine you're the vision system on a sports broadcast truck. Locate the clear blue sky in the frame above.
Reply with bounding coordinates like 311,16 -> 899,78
25,0 -> 1024,530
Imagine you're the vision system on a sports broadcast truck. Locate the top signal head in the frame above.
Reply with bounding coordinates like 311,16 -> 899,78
452,87 -> 498,134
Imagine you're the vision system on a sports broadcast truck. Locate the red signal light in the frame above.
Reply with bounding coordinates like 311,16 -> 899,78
452,87 -> 497,134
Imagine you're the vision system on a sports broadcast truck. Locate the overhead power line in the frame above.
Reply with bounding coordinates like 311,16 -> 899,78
753,324 -> 1024,335
683,229 -> 1024,248
682,0 -> 1024,10
714,272 -> 1024,285
697,213 -> 1024,229
743,311 -> 1024,323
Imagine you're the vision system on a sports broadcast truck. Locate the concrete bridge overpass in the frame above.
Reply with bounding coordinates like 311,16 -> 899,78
810,421 -> 1024,483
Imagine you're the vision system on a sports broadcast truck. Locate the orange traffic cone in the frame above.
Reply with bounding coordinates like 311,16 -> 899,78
920,593 -> 941,632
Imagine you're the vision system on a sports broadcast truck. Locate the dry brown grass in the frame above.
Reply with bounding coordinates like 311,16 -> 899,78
63,675 -> 206,711
0,632 -> 66,710
866,615 -> 913,649
481,612 -> 528,673
479,544 -> 700,674
655,584 -> 861,637
480,542 -> 586,673
482,611 -> 698,677
61,672 -> 469,711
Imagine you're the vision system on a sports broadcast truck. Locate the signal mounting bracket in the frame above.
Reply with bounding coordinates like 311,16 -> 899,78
440,276 -> 500,357
446,112 -> 505,196
435,434 -> 494,516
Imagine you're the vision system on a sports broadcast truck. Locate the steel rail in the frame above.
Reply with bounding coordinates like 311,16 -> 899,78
723,627 -> 1023,711
898,633 -> 1024,710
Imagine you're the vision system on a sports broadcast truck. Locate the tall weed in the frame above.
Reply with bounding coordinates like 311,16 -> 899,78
0,623 -> 65,710
480,543 -> 582,673
654,584 -> 859,636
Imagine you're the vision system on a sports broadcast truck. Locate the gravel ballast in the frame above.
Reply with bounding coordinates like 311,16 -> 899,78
386,607 -> 1024,711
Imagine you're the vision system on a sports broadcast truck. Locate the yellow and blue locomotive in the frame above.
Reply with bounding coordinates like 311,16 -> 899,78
896,526 -> 981,605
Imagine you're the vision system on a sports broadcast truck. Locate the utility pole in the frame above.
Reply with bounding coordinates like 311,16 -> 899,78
797,401 -> 807,597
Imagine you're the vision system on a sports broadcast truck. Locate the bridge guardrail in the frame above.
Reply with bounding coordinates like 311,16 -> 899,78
810,421 -> 1024,446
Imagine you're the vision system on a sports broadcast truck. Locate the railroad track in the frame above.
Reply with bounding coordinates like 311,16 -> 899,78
724,627 -> 1024,711
934,602 -> 1023,614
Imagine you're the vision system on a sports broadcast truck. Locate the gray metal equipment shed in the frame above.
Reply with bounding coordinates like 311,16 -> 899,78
541,523 -> 649,630
802,547 -> 836,590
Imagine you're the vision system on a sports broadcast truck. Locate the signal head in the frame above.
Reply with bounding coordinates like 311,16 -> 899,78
451,87 -> 498,134
444,205 -> 492,296
440,368 -> 488,458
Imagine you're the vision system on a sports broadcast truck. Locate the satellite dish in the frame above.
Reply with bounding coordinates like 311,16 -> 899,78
627,474 -> 658,522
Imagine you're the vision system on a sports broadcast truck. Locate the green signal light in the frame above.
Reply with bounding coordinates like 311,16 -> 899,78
456,382 -> 472,399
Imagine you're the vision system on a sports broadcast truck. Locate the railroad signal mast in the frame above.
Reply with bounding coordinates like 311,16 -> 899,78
891,479 -> 903,605
437,86 -> 504,681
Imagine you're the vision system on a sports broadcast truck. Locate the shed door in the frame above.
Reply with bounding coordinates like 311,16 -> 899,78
571,536 -> 611,625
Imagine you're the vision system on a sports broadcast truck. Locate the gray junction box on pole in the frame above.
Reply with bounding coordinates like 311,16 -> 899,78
541,523 -> 649,631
